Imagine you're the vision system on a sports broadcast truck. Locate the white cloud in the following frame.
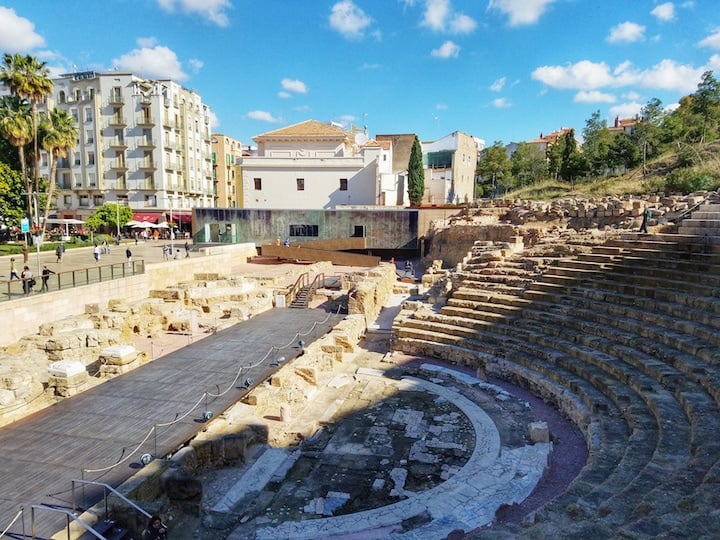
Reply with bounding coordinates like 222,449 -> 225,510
532,57 -> 710,94
0,7 -> 45,52
137,37 -> 158,48
157,0 -> 231,27
277,91 -> 291,99
574,90 -> 616,103
698,28 -> 720,49
609,102 -> 643,119
607,22 -> 646,43
487,0 -> 555,26
651,2 -> 676,22
329,0 -> 372,39
207,109 -> 220,130
112,45 -> 187,81
624,90 -> 642,101
431,40 -> 460,58
490,77 -> 507,92
421,0 -> 476,34
247,110 -> 282,123
281,78 -> 308,94
492,97 -> 511,108
188,58 -> 203,73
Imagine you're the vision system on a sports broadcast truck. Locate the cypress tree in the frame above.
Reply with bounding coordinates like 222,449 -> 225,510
408,135 -> 425,206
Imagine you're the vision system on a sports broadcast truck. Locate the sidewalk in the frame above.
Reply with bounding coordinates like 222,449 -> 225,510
0,238 -> 193,288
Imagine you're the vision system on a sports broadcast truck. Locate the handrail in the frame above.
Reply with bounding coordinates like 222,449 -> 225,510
31,505 -> 104,539
72,479 -> 152,521
286,272 -> 309,306
0,259 -> 145,302
0,508 -> 24,539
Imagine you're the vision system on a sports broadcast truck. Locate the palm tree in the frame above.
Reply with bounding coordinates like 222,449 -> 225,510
0,95 -> 33,219
39,108 -> 78,235
0,53 -> 53,225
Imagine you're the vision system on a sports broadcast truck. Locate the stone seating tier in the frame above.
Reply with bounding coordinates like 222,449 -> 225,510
392,230 -> 720,537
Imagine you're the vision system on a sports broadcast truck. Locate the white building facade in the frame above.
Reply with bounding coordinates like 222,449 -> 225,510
37,71 -> 214,221
240,120 -> 399,209
422,131 -> 483,205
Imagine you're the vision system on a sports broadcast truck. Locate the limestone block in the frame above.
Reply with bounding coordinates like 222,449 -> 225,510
294,367 -> 317,386
529,421 -> 550,443
38,317 -> 95,337
321,344 -> 344,362
0,388 -> 15,406
100,345 -> 138,366
48,360 -> 86,378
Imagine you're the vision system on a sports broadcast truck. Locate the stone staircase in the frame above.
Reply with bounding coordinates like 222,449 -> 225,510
392,217 -> 720,538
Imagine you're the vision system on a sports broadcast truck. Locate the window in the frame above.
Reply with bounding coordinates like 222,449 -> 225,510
84,107 -> 93,122
339,178 -> 348,191
254,177 -> 262,190
86,129 -> 94,144
74,152 -> 80,166
296,178 -> 304,191
93,195 -> 103,206
74,174 -> 81,188
289,224 -> 319,237
87,151 -> 95,165
88,173 -> 96,187
144,195 -> 156,207
63,195 -> 72,205
79,195 -> 89,207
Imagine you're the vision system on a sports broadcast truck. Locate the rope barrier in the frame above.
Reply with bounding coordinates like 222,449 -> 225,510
0,508 -> 23,537
80,300 -> 345,477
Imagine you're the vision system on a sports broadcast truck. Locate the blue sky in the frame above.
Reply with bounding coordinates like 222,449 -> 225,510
1,1 -> 719,147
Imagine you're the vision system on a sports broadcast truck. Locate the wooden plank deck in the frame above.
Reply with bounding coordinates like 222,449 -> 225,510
0,308 -> 345,539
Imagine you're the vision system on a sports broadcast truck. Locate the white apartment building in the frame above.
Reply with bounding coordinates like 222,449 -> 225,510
239,120 -> 400,209
37,71 -> 214,223
422,131 -> 484,205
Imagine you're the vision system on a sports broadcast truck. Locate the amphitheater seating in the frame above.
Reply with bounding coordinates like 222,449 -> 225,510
392,203 -> 720,538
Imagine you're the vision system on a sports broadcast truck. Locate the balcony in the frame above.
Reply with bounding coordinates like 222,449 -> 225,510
137,137 -> 155,148
57,158 -> 71,169
164,160 -> 178,171
137,114 -> 155,126
108,94 -> 123,105
162,117 -> 173,128
108,159 -> 128,171
107,115 -> 126,127
106,137 -> 127,150
141,179 -> 156,190
137,159 -> 156,171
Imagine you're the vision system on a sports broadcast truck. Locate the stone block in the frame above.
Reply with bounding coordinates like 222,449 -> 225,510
85,303 -> 101,315
529,421 -> 550,443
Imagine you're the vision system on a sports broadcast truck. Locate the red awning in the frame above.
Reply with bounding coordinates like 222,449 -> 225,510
133,212 -> 159,223
174,213 -> 192,224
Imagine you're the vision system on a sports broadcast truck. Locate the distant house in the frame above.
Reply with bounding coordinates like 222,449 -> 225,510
422,131 -> 483,205
608,116 -> 640,136
239,120 -> 400,209
526,127 -> 576,155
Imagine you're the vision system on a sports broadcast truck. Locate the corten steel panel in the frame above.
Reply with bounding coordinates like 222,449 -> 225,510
194,208 -> 419,250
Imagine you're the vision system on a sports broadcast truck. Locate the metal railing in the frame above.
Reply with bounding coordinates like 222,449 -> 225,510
1,260 -> 145,302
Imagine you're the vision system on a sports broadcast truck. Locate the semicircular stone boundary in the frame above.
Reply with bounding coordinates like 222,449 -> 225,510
251,367 -> 551,540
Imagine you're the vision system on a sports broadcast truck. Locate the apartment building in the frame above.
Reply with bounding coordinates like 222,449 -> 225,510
422,131 -> 483,205
37,71 -> 214,224
239,120 -> 398,209
211,133 -> 244,208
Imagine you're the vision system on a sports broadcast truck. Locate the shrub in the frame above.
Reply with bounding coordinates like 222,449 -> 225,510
664,168 -> 720,194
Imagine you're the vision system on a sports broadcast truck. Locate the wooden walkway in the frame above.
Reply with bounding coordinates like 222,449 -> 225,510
0,308 -> 345,539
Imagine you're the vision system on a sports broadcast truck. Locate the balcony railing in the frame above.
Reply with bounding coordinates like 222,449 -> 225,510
137,159 -> 156,170
108,94 -> 124,105
137,115 -> 155,126
106,137 -> 127,150
106,116 -> 126,127
137,137 -> 155,148
108,159 -> 128,170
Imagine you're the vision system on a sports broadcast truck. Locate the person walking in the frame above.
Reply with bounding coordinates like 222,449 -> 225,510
126,248 -> 132,267
20,266 -> 34,295
639,207 -> 651,233
40,265 -> 55,292
93,245 -> 101,262
184,240 -> 190,258
141,515 -> 168,540
9,258 -> 20,281
55,243 -> 65,263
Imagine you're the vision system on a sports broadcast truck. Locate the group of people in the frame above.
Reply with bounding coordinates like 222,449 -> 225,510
8,257 -> 55,294
161,242 -> 191,261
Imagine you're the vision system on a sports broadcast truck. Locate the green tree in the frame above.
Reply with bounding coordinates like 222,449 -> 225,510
407,135 -> 425,206
87,203 -> 133,233
608,132 -> 640,172
39,108 -> 78,235
582,110 -> 613,177
691,70 -> 720,144
477,141 -> 509,197
510,142 -> 547,187
0,161 -> 26,227
634,98 -> 665,174
0,53 -> 53,224
0,95 -> 32,218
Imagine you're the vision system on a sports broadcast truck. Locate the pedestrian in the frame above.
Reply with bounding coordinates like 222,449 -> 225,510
40,265 -> 55,292
101,239 -> 108,254
9,258 -> 20,281
174,249 -> 180,260
162,244 -> 168,261
134,231 -> 139,244
639,207 -> 651,233
283,237 -> 290,247
93,245 -> 100,262
275,237 -> 281,246
126,248 -> 132,266
55,243 -> 65,263
141,515 -> 168,540
22,243 -> 28,263
184,240 -> 190,257
21,266 -> 34,295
